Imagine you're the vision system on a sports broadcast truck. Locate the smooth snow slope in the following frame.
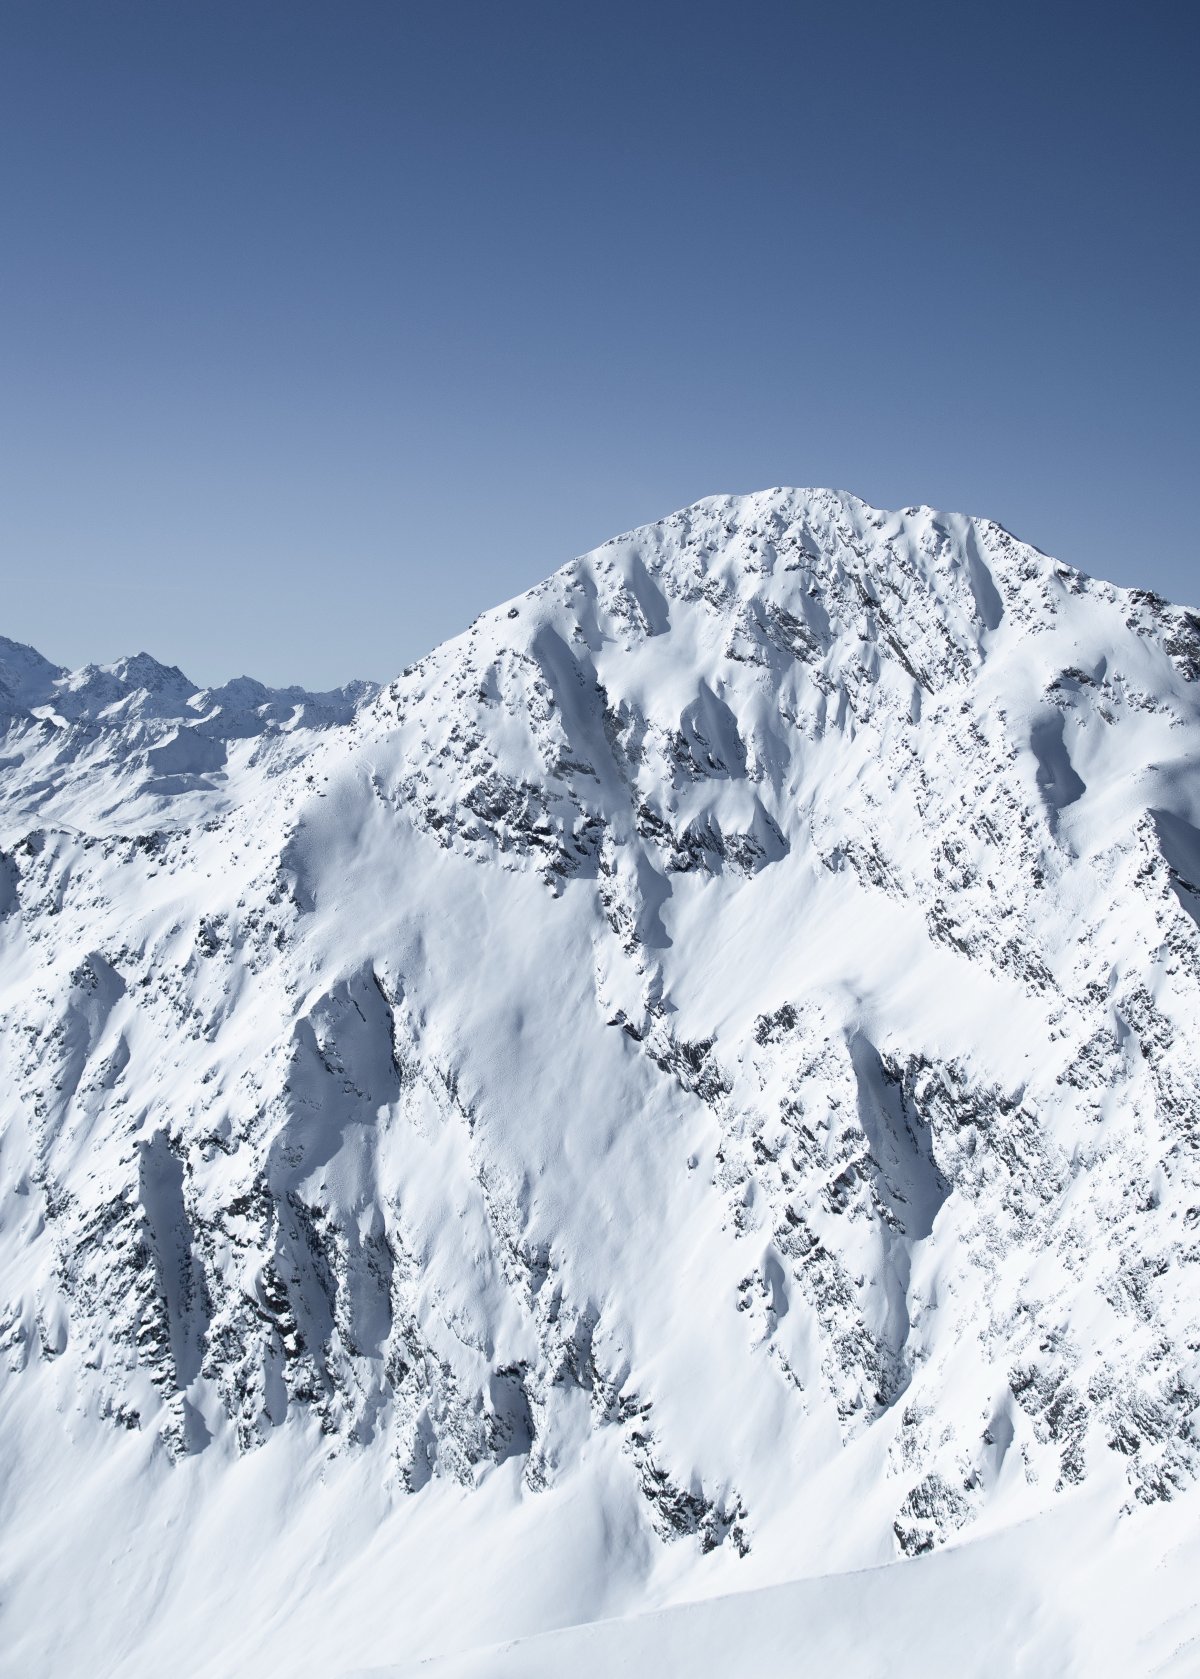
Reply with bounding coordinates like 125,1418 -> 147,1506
350,1481 -> 1200,1679
1,488 -> 1198,1677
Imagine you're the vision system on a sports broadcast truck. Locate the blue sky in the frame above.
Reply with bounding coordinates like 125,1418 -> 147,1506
1,1 -> 1196,687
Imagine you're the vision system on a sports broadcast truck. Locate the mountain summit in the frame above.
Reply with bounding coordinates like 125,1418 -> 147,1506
3,489 -> 1199,1676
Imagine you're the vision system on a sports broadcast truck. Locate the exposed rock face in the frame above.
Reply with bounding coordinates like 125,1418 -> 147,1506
2,488 -> 1199,1670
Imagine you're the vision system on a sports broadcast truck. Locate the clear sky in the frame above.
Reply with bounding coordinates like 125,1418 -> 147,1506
1,1 -> 1196,688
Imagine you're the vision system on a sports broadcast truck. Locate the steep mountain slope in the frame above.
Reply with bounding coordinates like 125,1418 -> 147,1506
2,488 -> 1199,1676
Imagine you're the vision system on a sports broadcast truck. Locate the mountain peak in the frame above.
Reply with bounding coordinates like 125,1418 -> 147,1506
0,633 -> 65,713
108,650 -> 195,692
1,493 -> 1198,1675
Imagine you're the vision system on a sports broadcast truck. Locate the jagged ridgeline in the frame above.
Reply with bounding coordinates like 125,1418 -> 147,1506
2,489 -> 1199,1641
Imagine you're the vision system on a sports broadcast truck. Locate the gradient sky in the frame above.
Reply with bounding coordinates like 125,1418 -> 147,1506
2,1 -> 1197,688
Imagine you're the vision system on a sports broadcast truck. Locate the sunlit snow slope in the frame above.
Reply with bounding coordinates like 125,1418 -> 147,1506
2,489 -> 1199,1677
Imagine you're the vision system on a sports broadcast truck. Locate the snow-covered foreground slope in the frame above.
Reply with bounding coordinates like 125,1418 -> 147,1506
2,488 -> 1199,1676
351,1482 -> 1200,1679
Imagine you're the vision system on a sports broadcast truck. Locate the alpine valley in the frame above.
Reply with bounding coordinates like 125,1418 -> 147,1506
2,489 -> 1200,1677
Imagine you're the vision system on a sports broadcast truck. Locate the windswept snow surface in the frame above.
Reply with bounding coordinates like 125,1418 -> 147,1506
2,489 -> 1199,1676
349,1483 -> 1200,1679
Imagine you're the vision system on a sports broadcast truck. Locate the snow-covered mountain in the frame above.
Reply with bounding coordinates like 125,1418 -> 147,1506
2,489 -> 1199,1677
